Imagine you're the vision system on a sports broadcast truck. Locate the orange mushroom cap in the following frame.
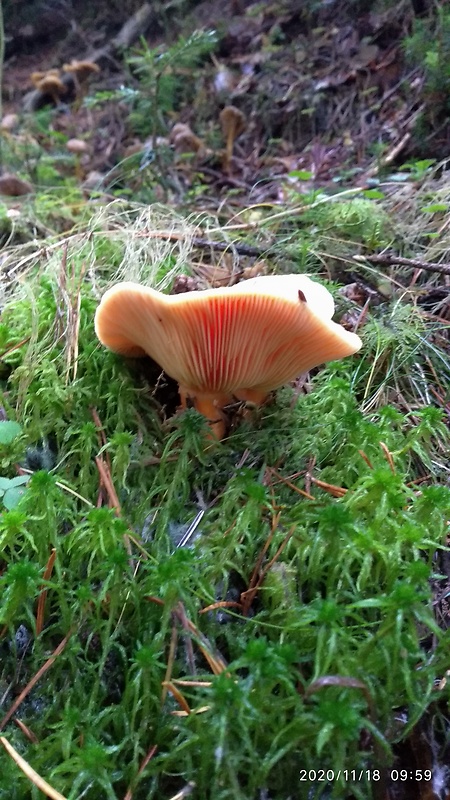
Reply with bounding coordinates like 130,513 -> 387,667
63,60 -> 100,81
95,275 -> 362,436
34,74 -> 66,96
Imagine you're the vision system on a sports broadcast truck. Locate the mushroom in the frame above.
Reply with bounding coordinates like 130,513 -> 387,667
62,60 -> 100,104
30,69 -> 60,88
31,72 -> 67,106
63,60 -> 100,82
169,123 -> 204,156
95,274 -> 362,440
219,105 -> 246,172
66,138 -> 90,180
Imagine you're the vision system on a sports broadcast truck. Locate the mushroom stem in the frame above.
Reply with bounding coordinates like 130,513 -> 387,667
224,127 -> 235,172
219,106 -> 246,174
179,387 -> 229,440
234,388 -> 268,406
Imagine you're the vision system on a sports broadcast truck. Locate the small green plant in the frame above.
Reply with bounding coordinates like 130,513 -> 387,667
404,6 -> 450,144
0,420 -> 22,444
399,158 -> 436,181
127,29 -> 217,140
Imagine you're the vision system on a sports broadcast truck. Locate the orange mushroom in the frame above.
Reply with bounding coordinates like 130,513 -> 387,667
63,60 -> 100,83
63,60 -> 100,105
94,274 -> 362,439
32,72 -> 67,106
30,69 -> 60,89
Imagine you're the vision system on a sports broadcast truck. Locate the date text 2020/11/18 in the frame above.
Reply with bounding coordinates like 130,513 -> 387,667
299,770 -> 381,782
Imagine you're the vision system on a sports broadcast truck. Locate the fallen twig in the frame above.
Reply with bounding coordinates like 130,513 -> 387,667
354,252 -> 450,277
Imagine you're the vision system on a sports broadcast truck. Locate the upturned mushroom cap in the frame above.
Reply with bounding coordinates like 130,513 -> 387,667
63,60 -> 100,82
34,74 -> 66,96
30,69 -> 60,88
95,275 -> 362,436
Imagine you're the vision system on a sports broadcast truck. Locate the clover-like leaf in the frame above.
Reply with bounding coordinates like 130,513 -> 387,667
3,485 -> 28,510
0,421 -> 22,445
0,475 -> 30,509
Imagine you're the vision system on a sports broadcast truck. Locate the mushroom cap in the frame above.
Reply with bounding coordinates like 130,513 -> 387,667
30,69 -> 60,87
63,60 -> 100,80
34,74 -> 66,94
219,105 -> 246,137
66,138 -> 89,154
94,275 -> 362,396
169,123 -> 203,154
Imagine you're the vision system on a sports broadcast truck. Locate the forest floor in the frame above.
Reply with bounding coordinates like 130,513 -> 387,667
0,2 -> 450,799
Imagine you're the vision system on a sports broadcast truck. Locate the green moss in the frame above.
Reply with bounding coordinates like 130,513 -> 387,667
0,240 -> 449,800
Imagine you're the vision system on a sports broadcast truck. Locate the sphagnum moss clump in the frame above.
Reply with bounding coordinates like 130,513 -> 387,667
0,207 -> 449,800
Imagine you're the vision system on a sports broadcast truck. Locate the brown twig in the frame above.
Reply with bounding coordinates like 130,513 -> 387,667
354,252 -> 450,277
143,229 -> 269,258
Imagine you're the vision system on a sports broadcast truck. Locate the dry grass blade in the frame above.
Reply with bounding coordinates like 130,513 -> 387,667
167,782 -> 196,800
241,525 -> 297,613
265,467 -> 315,500
161,624 -> 178,705
359,450 -> 374,469
163,681 -> 191,714
95,456 -> 121,513
199,600 -> 243,614
380,441 -> 396,473
14,718 -> 39,744
36,548 -> 57,636
309,476 -> 348,497
0,736 -> 67,800
0,630 -> 73,731
174,610 -> 228,675
123,744 -> 158,800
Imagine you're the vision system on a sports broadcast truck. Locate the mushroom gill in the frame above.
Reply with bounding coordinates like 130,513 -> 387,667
95,274 -> 362,438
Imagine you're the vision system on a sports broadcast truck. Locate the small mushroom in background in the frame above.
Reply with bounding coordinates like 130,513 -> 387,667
30,70 -> 67,106
95,274 -> 362,440
1,114 -> 19,132
30,68 -> 60,88
0,173 -> 33,196
169,123 -> 204,156
66,138 -> 90,180
62,60 -> 100,104
219,105 -> 246,173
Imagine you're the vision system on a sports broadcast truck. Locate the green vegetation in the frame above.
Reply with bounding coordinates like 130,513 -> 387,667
1,3 -> 450,797
0,196 -> 449,799
126,29 -> 217,139
404,6 -> 450,147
